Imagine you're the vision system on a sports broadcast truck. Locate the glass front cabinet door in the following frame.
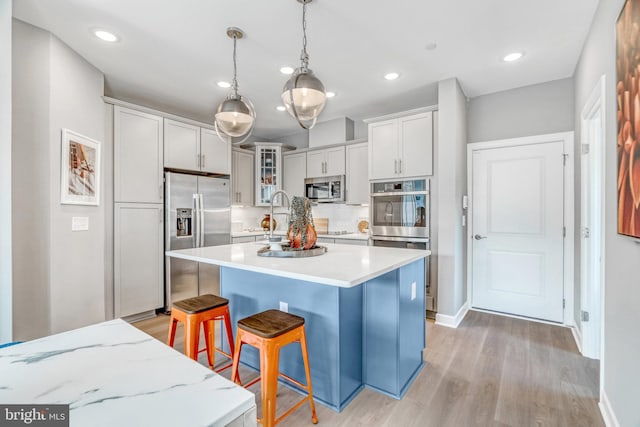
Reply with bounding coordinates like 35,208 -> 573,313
255,143 -> 282,206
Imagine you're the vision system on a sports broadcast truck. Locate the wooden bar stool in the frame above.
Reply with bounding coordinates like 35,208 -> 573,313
231,309 -> 318,427
167,294 -> 235,372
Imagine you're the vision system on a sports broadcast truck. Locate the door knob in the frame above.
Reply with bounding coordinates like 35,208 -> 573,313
474,234 -> 487,240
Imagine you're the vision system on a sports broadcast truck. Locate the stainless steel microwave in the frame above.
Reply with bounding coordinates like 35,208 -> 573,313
304,175 -> 345,202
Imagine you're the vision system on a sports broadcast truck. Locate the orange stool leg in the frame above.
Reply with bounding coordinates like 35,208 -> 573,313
202,319 -> 215,369
300,327 -> 318,424
230,332 -> 244,385
184,315 -> 200,361
167,315 -> 178,347
260,340 -> 280,427
223,306 -> 235,357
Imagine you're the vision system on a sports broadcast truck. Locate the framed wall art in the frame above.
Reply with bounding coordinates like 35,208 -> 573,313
60,128 -> 101,206
617,0 -> 640,237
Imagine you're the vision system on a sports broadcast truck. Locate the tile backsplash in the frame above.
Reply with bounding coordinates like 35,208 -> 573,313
231,204 -> 369,233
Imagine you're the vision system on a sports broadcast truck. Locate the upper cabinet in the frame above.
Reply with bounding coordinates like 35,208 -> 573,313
114,106 -> 164,203
306,146 -> 345,178
232,149 -> 253,206
368,111 -> 433,180
255,143 -> 282,206
164,119 -> 231,174
346,142 -> 369,205
283,151 -> 307,198
200,128 -> 231,174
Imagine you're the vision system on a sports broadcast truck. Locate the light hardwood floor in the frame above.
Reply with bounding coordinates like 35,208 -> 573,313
133,310 -> 603,426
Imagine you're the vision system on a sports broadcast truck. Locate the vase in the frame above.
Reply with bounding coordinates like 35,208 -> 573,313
261,214 -> 276,231
287,223 -> 317,250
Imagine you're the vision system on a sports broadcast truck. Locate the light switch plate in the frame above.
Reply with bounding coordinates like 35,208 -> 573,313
411,282 -> 416,300
279,301 -> 288,313
72,216 -> 89,231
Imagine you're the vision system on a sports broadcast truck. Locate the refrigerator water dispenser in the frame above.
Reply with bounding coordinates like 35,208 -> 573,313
176,208 -> 192,237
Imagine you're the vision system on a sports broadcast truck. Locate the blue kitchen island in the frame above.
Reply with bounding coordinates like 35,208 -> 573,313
166,242 -> 429,412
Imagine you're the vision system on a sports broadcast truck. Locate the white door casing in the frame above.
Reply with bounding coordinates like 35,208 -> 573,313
580,75 -> 606,361
467,132 -> 574,324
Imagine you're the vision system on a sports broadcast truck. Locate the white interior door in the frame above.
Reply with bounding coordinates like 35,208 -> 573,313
472,141 -> 565,322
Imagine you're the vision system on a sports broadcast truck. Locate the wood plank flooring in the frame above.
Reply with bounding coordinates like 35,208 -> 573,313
132,309 -> 603,426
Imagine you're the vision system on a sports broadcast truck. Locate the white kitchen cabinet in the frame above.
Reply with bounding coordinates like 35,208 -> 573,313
232,236 -> 257,243
232,149 -> 253,206
114,203 -> 164,318
164,118 -> 200,171
306,146 -> 345,178
316,237 -> 335,244
164,120 -> 230,174
338,239 -> 369,246
200,128 -> 231,174
368,111 -> 433,180
346,142 -> 369,204
114,106 -> 163,203
283,151 -> 307,198
255,143 -> 282,206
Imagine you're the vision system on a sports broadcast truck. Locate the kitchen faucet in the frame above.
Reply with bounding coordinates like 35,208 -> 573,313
269,190 -> 290,242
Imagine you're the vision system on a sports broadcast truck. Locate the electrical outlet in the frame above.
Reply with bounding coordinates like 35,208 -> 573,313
411,282 -> 416,300
462,215 -> 466,227
72,216 -> 89,231
279,301 -> 288,313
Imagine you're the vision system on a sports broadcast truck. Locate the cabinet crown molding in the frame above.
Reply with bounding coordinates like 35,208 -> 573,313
363,105 -> 438,124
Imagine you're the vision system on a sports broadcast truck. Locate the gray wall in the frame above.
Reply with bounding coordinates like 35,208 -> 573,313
574,0 -> 640,425
468,78 -> 574,143
0,0 -> 12,343
12,19 -> 106,339
436,78 -> 468,318
12,20 -> 51,339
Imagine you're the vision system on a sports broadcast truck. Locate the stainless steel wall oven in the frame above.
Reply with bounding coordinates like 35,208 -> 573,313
371,179 -> 436,315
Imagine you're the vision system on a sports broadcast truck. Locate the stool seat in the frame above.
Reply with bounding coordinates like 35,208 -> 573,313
172,294 -> 228,314
238,309 -> 305,339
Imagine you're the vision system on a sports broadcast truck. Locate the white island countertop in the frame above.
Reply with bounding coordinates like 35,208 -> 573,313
167,242 -> 429,288
0,319 -> 256,427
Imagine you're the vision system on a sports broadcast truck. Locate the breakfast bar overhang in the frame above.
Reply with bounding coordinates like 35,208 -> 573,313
167,242 -> 429,412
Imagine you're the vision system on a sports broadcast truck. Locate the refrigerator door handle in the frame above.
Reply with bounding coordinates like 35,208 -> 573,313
199,193 -> 205,248
193,193 -> 200,248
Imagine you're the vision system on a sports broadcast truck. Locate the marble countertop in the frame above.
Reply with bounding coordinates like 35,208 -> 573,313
167,242 -> 429,288
0,319 -> 255,427
231,230 -> 370,241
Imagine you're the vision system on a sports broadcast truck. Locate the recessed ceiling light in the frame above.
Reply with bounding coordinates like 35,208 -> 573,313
217,81 -> 231,88
280,67 -> 294,75
326,91 -> 336,98
503,52 -> 524,62
425,42 -> 437,51
384,72 -> 400,81
276,105 -> 286,111
94,29 -> 118,42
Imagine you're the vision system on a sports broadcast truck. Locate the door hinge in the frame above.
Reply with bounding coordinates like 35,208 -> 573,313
581,143 -> 590,155
563,226 -> 566,237
562,153 -> 569,166
563,298 -> 566,308
582,226 -> 590,238
581,310 -> 590,322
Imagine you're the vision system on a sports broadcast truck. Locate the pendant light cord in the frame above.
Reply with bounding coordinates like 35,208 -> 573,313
300,1 -> 309,71
232,34 -> 239,97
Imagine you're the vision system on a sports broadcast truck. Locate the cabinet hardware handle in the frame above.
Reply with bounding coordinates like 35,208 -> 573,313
202,154 -> 205,168
196,154 -> 200,168
394,160 -> 397,174
399,159 -> 402,174
159,184 -> 163,200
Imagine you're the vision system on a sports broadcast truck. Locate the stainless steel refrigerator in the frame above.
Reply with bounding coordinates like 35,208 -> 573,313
165,172 -> 230,312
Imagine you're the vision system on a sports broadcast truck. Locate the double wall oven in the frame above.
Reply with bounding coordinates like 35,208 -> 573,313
370,179 -> 436,315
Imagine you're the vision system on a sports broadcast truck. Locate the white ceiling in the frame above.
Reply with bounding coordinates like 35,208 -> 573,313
13,0 -> 599,139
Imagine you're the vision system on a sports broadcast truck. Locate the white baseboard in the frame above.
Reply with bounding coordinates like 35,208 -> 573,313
571,324 -> 583,354
599,390 -> 620,427
435,302 -> 469,328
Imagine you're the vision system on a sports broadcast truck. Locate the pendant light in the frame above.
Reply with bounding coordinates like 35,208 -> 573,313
215,27 -> 255,142
281,0 -> 326,129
